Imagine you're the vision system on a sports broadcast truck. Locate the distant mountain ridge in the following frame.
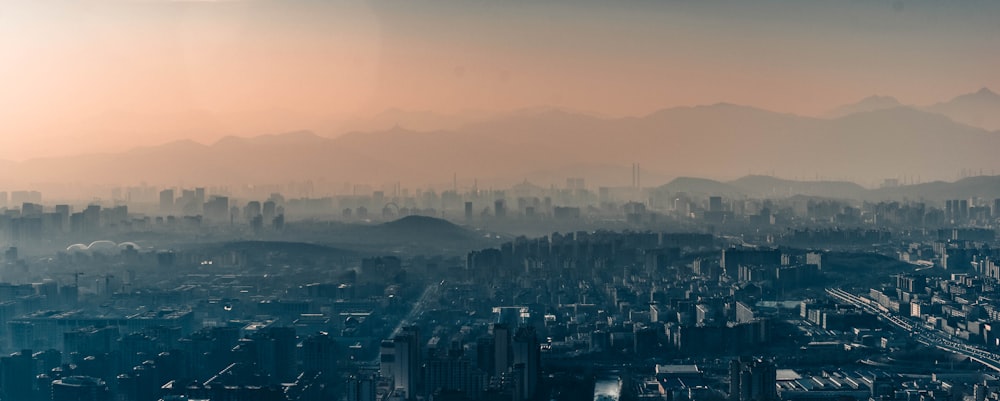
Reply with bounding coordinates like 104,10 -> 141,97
1,97 -> 999,194
826,88 -> 1000,131
924,88 -> 1000,131
824,95 -> 904,119
729,175 -> 867,199
660,175 -> 1000,202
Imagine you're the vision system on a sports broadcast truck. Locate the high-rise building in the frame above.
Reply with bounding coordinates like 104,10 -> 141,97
710,196 -> 723,212
83,205 -> 101,233
262,200 -> 276,223
244,201 -> 262,221
492,323 -> 511,377
194,187 -> 206,206
424,355 -> 484,399
64,326 -> 120,357
55,205 -> 71,232
729,356 -> 777,401
0,349 -> 35,400
380,340 -> 396,384
21,202 -> 43,218
494,200 -> 506,218
302,332 -> 338,379
476,337 -> 495,376
250,326 -> 297,383
512,326 -> 540,401
465,202 -> 473,220
392,326 -> 420,399
204,196 -> 229,222
159,189 -> 175,214
347,374 -> 376,401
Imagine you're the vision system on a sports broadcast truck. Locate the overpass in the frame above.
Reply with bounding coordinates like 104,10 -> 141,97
825,287 -> 1000,372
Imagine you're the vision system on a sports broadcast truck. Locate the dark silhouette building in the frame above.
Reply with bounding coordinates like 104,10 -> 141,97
512,326 -> 540,401
729,356 -> 777,401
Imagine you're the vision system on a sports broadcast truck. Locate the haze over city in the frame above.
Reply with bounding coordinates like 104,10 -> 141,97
4,2 -> 1000,401
2,0 -> 999,168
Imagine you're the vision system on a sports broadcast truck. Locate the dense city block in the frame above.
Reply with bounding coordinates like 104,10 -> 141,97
0,180 -> 999,401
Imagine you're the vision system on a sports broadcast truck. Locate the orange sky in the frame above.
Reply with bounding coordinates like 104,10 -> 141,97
1,0 -> 998,161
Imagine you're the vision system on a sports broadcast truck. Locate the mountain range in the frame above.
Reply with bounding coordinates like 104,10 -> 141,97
0,89 -> 998,196
824,95 -> 904,119
659,175 -> 1000,203
924,88 -> 1000,132
824,88 -> 1000,131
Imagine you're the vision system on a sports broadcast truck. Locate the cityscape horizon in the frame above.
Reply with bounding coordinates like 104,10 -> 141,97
3,1 -> 1000,401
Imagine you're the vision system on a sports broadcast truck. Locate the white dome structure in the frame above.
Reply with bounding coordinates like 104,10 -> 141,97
87,241 -> 118,254
66,244 -> 89,253
65,240 -> 146,254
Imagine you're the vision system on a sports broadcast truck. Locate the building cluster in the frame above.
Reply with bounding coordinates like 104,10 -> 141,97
1,181 -> 1000,401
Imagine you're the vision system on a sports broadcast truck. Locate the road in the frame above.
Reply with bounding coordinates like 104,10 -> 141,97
390,283 -> 439,337
825,287 -> 1000,372
368,282 -> 441,365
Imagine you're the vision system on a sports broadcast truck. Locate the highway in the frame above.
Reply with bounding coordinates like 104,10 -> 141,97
825,287 -> 1000,372
390,283 -> 439,337
368,283 -> 441,366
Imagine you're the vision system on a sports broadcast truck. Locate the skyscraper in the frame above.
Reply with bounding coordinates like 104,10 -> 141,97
347,374 -> 376,401
0,349 -> 34,400
729,356 -> 777,401
262,200 -> 276,223
393,326 -> 420,399
379,340 -> 396,384
302,332 -> 338,379
710,196 -> 723,212
159,189 -> 175,214
512,326 -> 540,401
204,196 -> 229,222
492,323 -> 511,377
494,199 -> 506,218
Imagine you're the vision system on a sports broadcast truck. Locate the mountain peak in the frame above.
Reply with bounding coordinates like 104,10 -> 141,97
974,87 -> 998,97
946,87 -> 1000,103
824,95 -> 902,118
924,87 -> 1000,131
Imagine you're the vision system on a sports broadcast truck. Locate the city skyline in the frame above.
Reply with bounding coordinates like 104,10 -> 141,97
6,2 -> 1000,401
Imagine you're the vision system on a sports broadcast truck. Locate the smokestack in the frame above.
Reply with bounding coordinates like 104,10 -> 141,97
631,163 -> 635,188
637,163 -> 640,189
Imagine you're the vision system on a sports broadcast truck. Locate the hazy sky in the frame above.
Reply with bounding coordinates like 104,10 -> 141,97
1,0 -> 998,160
